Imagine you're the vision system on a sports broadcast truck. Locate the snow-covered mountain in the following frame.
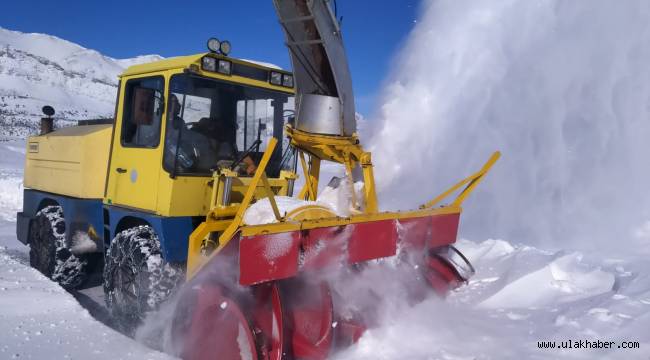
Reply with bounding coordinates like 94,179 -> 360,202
0,27 -> 161,137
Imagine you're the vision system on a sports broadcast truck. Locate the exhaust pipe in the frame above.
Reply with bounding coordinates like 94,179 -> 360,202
40,105 -> 55,135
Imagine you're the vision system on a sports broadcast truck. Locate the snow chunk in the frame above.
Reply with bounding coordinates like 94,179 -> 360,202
479,253 -> 615,309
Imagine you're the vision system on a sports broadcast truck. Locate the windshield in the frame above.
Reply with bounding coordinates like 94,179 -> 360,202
164,74 -> 295,177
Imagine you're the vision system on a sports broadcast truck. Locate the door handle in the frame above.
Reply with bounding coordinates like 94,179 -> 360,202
116,167 -> 127,173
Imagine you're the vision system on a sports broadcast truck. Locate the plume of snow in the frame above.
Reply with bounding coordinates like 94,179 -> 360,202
369,0 -> 650,255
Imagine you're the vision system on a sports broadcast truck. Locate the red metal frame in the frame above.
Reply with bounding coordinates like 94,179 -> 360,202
239,213 -> 461,286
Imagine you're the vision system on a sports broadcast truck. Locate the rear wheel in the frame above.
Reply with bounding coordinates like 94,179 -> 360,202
29,205 -> 88,289
103,225 -> 182,332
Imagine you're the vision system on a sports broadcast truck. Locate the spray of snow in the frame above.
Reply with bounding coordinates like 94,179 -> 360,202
369,0 -> 650,256
70,231 -> 98,254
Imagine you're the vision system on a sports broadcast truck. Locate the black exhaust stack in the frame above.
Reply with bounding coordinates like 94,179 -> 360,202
40,105 -> 55,135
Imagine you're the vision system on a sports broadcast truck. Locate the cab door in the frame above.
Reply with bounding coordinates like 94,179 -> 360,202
105,76 -> 165,212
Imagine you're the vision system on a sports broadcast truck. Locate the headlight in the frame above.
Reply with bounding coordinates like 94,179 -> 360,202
217,60 -> 232,75
207,38 -> 221,53
270,71 -> 282,85
282,74 -> 294,88
201,56 -> 217,72
220,41 -> 232,56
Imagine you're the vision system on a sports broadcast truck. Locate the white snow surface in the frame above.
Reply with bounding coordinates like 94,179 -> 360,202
0,249 -> 174,360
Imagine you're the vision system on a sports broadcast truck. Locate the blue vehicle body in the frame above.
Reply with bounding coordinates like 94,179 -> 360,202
17,189 -> 192,263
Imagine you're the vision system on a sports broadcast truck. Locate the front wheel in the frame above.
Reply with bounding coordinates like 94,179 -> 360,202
103,225 -> 182,332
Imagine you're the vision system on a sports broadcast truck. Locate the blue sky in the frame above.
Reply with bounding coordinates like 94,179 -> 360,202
0,1 -> 421,116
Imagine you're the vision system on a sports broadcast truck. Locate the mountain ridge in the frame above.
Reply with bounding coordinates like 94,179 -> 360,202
0,27 -> 162,137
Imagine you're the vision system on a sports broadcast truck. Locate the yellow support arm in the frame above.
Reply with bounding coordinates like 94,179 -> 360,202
186,138 -> 278,278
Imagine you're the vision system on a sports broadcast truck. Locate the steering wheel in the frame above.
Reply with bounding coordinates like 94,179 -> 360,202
230,139 -> 262,171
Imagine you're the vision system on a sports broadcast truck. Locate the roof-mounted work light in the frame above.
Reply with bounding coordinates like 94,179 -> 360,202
207,38 -> 221,53
207,37 -> 232,56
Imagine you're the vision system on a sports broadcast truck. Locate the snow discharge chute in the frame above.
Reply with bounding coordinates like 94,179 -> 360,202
272,0 -> 356,136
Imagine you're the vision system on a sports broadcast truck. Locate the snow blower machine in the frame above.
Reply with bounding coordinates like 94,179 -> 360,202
16,0 -> 499,359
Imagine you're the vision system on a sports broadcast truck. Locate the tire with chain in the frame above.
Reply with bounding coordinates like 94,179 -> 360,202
103,225 -> 182,332
29,205 -> 88,289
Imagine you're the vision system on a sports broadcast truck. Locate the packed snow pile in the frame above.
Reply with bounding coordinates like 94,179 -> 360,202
243,196 -> 334,225
243,176 -> 365,225
0,27 -> 161,137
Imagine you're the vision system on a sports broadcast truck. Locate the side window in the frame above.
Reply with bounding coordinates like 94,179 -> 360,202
121,77 -> 164,148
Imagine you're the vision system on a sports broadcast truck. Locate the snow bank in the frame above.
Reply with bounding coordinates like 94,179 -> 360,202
478,252 -> 615,309
336,239 -> 650,360
0,140 -> 174,359
0,248 -> 174,360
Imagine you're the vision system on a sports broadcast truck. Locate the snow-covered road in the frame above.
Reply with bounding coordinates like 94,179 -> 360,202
0,141 -> 175,360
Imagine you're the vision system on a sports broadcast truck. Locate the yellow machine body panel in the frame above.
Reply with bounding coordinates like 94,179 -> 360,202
23,124 -> 112,199
155,175 -> 213,216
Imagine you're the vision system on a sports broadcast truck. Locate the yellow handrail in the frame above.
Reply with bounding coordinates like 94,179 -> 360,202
421,151 -> 501,209
215,137 -> 278,250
